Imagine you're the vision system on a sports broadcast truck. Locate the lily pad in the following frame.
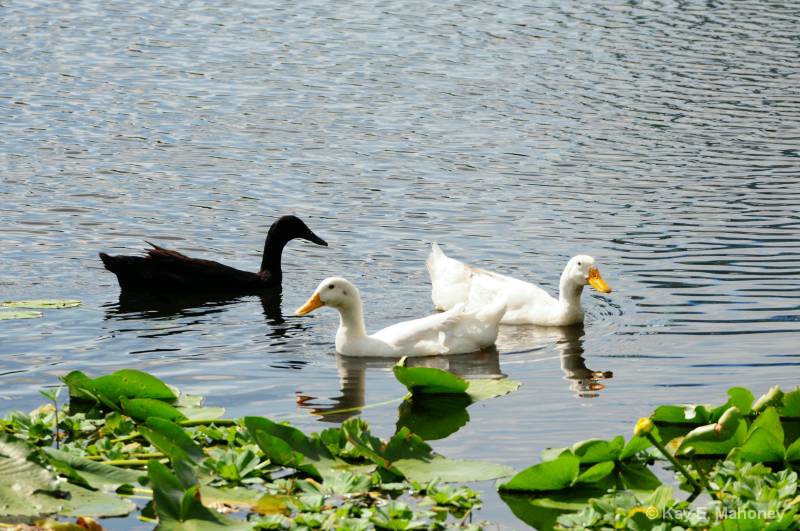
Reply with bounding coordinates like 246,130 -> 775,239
1,299 -> 81,309
63,369 -> 176,407
394,456 -> 514,483
121,397 -> 187,423
0,310 -> 43,320
43,447 -> 144,490
498,453 -> 580,492
393,360 -> 520,402
0,435 -> 134,518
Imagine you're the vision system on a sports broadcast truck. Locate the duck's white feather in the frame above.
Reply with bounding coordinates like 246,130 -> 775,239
300,276 -> 506,357
427,243 -> 609,326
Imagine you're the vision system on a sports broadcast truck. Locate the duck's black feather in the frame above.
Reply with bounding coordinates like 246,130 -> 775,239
99,215 -> 326,293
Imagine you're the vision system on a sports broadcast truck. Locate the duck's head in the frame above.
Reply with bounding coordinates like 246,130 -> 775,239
271,215 -> 328,246
564,255 -> 612,293
296,277 -> 359,315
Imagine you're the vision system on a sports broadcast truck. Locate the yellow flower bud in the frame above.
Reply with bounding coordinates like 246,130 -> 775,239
634,417 -> 654,437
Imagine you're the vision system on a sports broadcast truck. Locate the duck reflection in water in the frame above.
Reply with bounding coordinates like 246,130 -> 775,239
104,287 -> 310,341
497,323 -> 613,398
300,347 -> 505,423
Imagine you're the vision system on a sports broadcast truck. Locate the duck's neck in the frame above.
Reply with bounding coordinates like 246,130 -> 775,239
259,230 -> 289,278
336,299 -> 369,344
558,273 -> 584,308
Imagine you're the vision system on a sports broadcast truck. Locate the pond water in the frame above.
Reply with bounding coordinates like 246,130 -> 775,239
2,0 -> 799,528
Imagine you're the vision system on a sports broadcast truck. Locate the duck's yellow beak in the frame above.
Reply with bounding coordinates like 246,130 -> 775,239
587,266 -> 612,293
296,292 -> 324,315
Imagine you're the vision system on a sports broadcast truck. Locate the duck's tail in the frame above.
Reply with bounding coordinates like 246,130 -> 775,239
425,242 -> 446,276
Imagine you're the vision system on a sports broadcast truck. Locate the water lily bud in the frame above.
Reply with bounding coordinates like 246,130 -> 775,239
634,417 -> 654,437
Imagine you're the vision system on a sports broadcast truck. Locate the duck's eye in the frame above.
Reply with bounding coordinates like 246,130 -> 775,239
343,290 -> 348,296
577,262 -> 582,267
328,284 -> 335,290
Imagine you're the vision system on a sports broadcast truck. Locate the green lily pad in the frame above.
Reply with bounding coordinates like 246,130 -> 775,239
570,436 -> 624,464
121,397 -> 187,423
394,456 -> 514,483
0,434 -> 134,518
63,369 -> 176,407
2,299 -> 81,309
393,357 -> 520,401
0,310 -> 43,320
43,447 -> 144,490
498,453 -> 580,492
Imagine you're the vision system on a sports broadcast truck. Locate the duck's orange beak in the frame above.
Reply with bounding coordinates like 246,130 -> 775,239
296,292 -> 324,315
587,266 -> 612,293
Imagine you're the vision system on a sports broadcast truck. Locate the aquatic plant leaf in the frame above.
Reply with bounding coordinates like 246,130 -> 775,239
785,438 -> 800,462
0,310 -> 43,320
575,461 -> 615,484
394,456 -> 514,483
177,406 -> 226,421
651,404 -> 710,425
465,378 -> 521,401
678,407 -> 744,455
244,416 -> 344,480
498,453 -> 580,492
91,369 -> 177,404
148,460 -> 248,530
726,387 -> 754,417
619,435 -> 651,460
570,436 -> 624,464
676,420 -> 747,456
617,462 -> 661,491
121,397 -> 186,423
43,447 -> 144,490
500,491 -> 592,531
748,407 -> 784,443
0,435 -> 133,518
393,364 -> 468,395
2,299 -> 81,309
779,388 -> 800,418
732,428 -> 785,463
140,417 -> 204,464
62,371 -> 95,400
393,361 -> 520,402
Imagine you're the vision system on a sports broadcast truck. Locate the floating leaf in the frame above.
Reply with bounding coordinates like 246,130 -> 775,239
393,363 -> 468,395
393,359 -> 520,402
498,453 -> 580,492
575,461 -> 615,484
726,387 -> 754,417
779,388 -> 800,418
2,299 -> 81,309
121,397 -> 186,423
140,417 -> 204,464
0,435 -> 133,518
465,378 -> 521,401
394,456 -> 514,483
245,416 -> 345,480
43,447 -> 144,491
570,436 -> 624,464
148,460 -> 249,530
0,310 -> 43,320
91,369 -> 176,404
651,404 -> 710,425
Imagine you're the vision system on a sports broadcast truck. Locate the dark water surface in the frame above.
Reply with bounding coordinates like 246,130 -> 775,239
2,0 -> 799,528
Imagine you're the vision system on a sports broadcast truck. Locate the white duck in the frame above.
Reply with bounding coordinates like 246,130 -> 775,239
296,276 -> 506,357
426,243 -> 612,326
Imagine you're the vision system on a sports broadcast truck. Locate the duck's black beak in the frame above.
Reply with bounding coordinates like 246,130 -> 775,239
304,230 -> 328,246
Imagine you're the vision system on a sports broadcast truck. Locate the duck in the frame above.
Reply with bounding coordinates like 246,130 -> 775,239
99,215 -> 327,292
295,277 -> 506,357
426,243 -> 612,326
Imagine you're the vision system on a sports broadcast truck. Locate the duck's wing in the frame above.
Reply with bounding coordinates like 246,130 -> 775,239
426,243 -> 556,321
371,305 -> 468,356
99,243 -> 264,291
